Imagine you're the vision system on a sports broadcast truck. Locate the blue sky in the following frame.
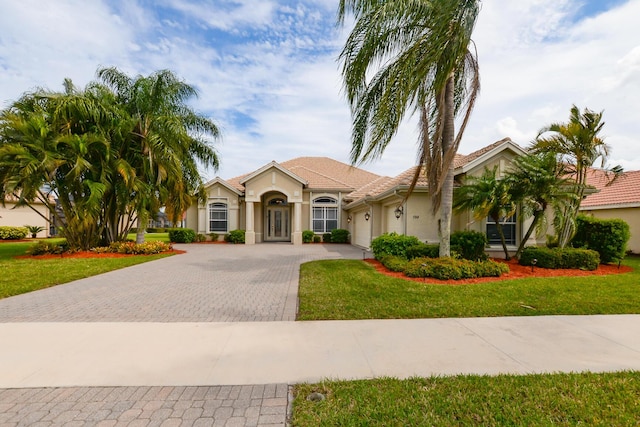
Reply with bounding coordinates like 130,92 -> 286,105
1,0 -> 639,180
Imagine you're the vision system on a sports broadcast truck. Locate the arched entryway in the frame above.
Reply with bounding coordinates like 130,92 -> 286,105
264,192 -> 291,242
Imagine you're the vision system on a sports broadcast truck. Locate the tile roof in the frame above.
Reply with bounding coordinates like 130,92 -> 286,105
582,169 -> 640,208
454,137 -> 523,169
221,157 -> 382,192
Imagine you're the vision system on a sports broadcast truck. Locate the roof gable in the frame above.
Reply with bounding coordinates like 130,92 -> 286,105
202,177 -> 244,196
455,138 -> 527,173
239,161 -> 308,186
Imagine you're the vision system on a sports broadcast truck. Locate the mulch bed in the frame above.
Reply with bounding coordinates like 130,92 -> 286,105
364,258 -> 632,285
15,249 -> 185,260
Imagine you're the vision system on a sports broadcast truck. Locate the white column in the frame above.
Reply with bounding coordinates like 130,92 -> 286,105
292,201 -> 302,245
245,201 -> 256,244
198,204 -> 207,235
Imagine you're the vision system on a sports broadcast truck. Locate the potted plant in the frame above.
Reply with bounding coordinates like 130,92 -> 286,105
25,225 -> 45,238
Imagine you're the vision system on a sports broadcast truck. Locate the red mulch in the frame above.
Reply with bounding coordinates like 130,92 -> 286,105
15,249 -> 185,260
364,258 -> 632,285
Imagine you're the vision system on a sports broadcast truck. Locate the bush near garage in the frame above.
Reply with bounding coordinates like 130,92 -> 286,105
331,228 -> 350,243
371,232 -> 422,259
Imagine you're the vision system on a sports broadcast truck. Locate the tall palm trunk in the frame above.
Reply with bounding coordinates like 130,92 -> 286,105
515,209 -> 545,259
136,213 -> 147,244
438,75 -> 456,258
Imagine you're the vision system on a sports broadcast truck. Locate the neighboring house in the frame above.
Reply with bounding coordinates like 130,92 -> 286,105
581,169 -> 640,254
1,194 -> 54,238
186,138 -> 540,254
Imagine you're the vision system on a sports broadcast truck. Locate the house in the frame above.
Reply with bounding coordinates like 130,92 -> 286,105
0,194 -> 54,238
185,138 -> 540,253
581,169 -> 640,254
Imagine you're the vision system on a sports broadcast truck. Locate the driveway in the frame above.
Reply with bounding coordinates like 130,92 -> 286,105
0,243 -> 367,322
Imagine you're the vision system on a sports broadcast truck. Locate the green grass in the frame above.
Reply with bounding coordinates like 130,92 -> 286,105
297,256 -> 640,320
0,238 -> 174,299
292,372 -> 640,426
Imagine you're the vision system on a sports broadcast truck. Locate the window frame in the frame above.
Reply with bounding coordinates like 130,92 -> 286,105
311,196 -> 339,233
208,201 -> 228,233
486,213 -> 517,246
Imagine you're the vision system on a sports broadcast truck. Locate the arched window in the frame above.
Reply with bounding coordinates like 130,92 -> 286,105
312,196 -> 338,233
209,202 -> 228,233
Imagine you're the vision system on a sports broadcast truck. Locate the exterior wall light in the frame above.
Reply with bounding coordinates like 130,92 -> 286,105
364,212 -> 370,221
394,206 -> 403,219
347,215 -> 352,223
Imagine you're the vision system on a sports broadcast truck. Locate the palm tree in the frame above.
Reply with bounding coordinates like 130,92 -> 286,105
338,0 -> 481,257
532,105 -> 621,247
95,67 -> 221,244
453,166 -> 515,259
506,152 -> 577,259
0,83 -> 112,250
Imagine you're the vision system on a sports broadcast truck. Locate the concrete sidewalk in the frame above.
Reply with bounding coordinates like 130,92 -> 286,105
2,315 -> 639,388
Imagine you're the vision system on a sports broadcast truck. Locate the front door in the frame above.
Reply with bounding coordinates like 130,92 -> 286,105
265,207 -> 290,241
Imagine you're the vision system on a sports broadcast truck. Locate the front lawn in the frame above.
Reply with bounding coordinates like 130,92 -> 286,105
297,256 -> 640,320
0,238 -> 174,299
292,372 -> 640,426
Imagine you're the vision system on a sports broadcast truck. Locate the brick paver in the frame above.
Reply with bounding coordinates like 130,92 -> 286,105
0,243 -> 366,322
0,243 -> 367,426
0,384 -> 290,426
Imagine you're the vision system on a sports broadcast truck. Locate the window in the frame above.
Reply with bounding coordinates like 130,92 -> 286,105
209,202 -> 228,233
312,197 -> 338,233
486,214 -> 516,246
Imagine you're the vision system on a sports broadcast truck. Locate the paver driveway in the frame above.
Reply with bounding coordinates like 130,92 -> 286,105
0,243 -> 366,323
0,243 -> 367,426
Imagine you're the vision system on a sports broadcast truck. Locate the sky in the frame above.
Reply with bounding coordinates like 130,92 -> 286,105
1,0 -> 638,181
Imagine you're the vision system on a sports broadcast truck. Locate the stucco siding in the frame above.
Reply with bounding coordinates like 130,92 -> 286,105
405,194 -> 439,243
0,202 -> 50,238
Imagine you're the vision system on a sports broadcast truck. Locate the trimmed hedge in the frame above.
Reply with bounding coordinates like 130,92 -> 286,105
331,228 -> 350,243
406,243 -> 440,260
302,230 -> 314,243
451,230 -> 488,261
0,226 -> 28,240
313,235 -> 322,243
404,257 -> 509,280
322,233 -> 332,243
572,215 -> 630,263
168,228 -> 196,243
371,232 -> 422,260
225,229 -> 246,244
91,241 -> 172,255
519,247 -> 600,270
378,255 -> 410,272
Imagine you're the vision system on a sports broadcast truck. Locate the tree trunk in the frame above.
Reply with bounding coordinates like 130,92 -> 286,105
493,216 -> 511,261
136,214 -> 146,244
438,75 -> 456,258
515,209 -> 544,259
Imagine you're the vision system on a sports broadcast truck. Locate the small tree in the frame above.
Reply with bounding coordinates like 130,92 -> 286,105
454,166 -> 515,260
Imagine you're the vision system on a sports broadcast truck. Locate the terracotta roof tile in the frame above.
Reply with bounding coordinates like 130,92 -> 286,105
582,169 -> 640,208
454,137 -> 519,169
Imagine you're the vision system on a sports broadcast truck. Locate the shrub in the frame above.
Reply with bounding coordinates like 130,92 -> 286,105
225,229 -> 246,244
0,226 -> 28,240
27,240 -> 69,255
371,232 -> 422,260
322,233 -> 332,243
572,215 -> 630,263
450,230 -> 488,261
404,257 -> 509,280
405,243 -> 440,260
302,230 -> 314,243
92,241 -> 172,255
209,233 -> 219,242
378,255 -> 409,272
196,233 -> 207,242
168,228 -> 196,243
331,228 -> 350,243
24,225 -> 45,238
313,235 -> 322,243
519,247 -> 600,270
